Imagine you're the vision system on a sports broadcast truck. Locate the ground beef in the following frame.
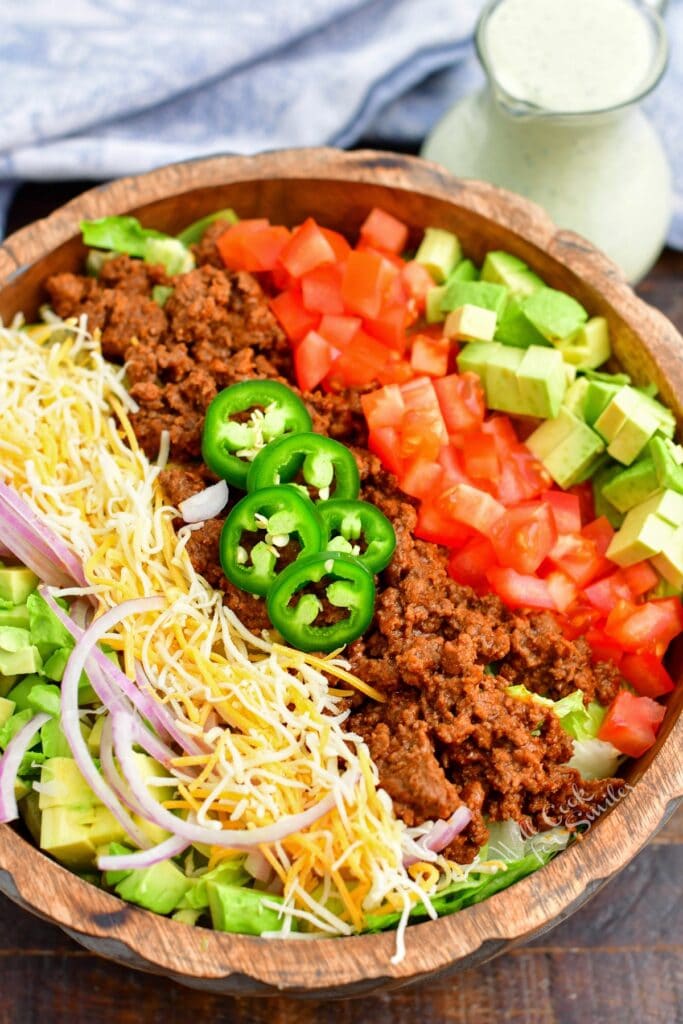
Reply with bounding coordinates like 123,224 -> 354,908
193,220 -> 233,269
46,245 -> 627,863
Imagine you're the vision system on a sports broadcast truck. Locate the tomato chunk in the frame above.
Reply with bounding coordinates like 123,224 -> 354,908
415,501 -> 471,547
437,483 -> 505,535
300,263 -> 344,315
605,598 -> 683,654
490,502 -> 557,575
619,652 -> 676,698
433,373 -> 486,434
448,536 -> 497,592
543,490 -> 582,535
598,690 -> 666,757
269,289 -> 320,342
462,431 -> 500,482
359,207 -> 409,255
486,566 -> 557,610
317,314 -> 361,350
410,333 -> 450,377
361,383 -> 405,430
341,250 -> 395,319
215,219 -> 270,271
279,217 -> 336,277
368,426 -> 404,478
294,331 -> 337,392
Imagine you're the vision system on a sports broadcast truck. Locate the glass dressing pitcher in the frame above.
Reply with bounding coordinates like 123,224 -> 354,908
421,0 -> 671,282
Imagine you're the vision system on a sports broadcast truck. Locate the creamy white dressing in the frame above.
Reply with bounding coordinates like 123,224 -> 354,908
484,0 -> 657,113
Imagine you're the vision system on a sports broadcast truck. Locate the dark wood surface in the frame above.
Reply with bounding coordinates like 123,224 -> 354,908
1,183 -> 681,1023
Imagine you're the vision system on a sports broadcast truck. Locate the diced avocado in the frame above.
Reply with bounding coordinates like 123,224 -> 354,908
448,258 -> 479,282
516,346 -> 567,419
563,377 -> 590,417
26,682 -> 61,718
0,646 -> 42,678
38,757 -> 97,811
26,592 -> 74,660
415,227 -> 462,283
173,908 -> 202,926
649,575 -> 682,598
41,647 -> 71,682
142,237 -> 194,276
584,380 -> 622,426
130,752 -> 174,847
87,715 -> 105,756
87,805 -> 128,850
425,285 -> 446,323
584,368 -> 631,386
207,882 -> 291,935
605,489 -> 683,566
0,604 -> 30,629
593,481 -> 624,529
0,675 -> 17,698
494,296 -> 550,349
601,457 -> 660,513
0,696 -> 16,728
456,341 -> 496,378
7,674 -> 44,711
19,791 -> 41,845
0,567 -> 38,605
526,408 -> 605,488
521,288 -> 588,341
642,488 -> 683,527
115,858 -> 191,915
40,805 -> 98,869
441,280 -> 508,317
594,387 -> 660,465
0,627 -> 32,653
444,303 -> 497,342
650,435 -> 683,493
483,346 -> 525,415
556,317 -> 611,370
564,363 -> 577,385
481,251 -> 544,297
636,392 -> 676,439
41,718 -> 73,759
652,525 -> 683,588
0,708 -> 40,751
183,859 -> 250,911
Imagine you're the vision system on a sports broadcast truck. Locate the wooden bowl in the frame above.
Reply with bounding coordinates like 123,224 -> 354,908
0,148 -> 682,998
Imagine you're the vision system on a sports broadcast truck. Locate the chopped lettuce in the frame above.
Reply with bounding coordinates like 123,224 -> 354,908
176,208 -> 238,247
552,690 -> 607,741
569,738 -> 622,780
81,216 -> 168,259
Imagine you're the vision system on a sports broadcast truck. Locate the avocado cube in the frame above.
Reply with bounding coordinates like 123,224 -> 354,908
0,696 -> 16,728
41,718 -> 73,759
584,381 -> 623,425
0,604 -> 30,629
636,391 -> 676,439
517,346 -> 567,418
0,567 -> 39,605
6,675 -> 41,711
87,715 -> 105,756
594,386 -> 653,441
494,296 -> 550,348
115,859 -> 191,915
415,228 -> 462,283
526,408 -> 605,488
207,883 -> 290,935
650,435 -> 683,493
19,791 -> 42,845
130,752 -> 174,846
38,757 -> 97,811
0,675 -> 17,698
606,513 -> 676,567
444,303 -> 497,342
0,627 -> 32,653
0,646 -> 43,677
183,860 -> 250,912
481,251 -> 545,297
608,415 -> 660,466
525,406 -> 578,461
40,805 -> 98,869
26,682 -> 61,718
448,258 -> 479,282
556,317 -> 611,370
484,346 -> 526,414
456,341 -> 496,378
441,280 -> 508,317
594,387 -> 660,464
563,377 -> 590,417
521,288 -> 588,341
425,285 -> 446,323
601,458 -> 660,513
652,525 -> 683,588
87,805 -> 128,849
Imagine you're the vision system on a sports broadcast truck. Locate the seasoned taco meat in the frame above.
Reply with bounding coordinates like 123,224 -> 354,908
44,253 -> 625,862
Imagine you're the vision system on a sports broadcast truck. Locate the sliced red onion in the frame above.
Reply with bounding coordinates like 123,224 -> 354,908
0,712 -> 50,823
113,711 -> 350,849
99,714 -> 148,818
179,480 -> 229,524
60,598 -> 170,850
97,833 -> 189,873
244,849 -> 272,883
403,805 -> 472,867
0,479 -> 87,586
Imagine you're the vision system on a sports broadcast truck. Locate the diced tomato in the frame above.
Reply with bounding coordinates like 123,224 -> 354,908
321,227 -> 351,262
294,331 -> 337,392
583,572 -> 633,614
619,652 -> 676,699
545,570 -> 579,612
279,218 -> 336,278
400,457 -> 444,499
543,490 -> 583,535
239,225 -> 291,271
487,566 -> 557,610
622,560 -> 659,598
415,500 -> 471,547
480,415 -> 518,456
365,302 -> 408,353
605,597 -> 683,654
581,516 -> 615,556
368,426 -> 404,478
506,446 -> 552,501
300,263 -> 344,315
560,605 -> 603,641
462,431 -> 499,482
490,502 -> 557,575
359,208 -> 409,255
433,373 -> 486,434
215,219 -> 271,270
568,481 -> 596,525
438,445 -> 469,487
548,532 -> 609,587
410,333 -> 450,377
377,358 -> 414,386
317,314 -> 361,350
331,329 -> 396,388
598,690 -> 666,757
437,483 -> 506,535
448,536 -> 497,593
341,250 -> 396,319
361,383 -> 405,430
401,260 -> 435,311
584,627 -> 625,666
399,409 -> 445,461
269,289 -> 320,342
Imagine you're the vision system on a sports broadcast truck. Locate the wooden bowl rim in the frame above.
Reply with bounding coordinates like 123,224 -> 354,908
0,147 -> 682,995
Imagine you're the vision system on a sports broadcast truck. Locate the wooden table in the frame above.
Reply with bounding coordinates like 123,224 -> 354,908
1,185 -> 681,1024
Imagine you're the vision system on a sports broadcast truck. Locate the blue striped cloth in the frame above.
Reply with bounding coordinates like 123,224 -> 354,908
0,0 -> 681,245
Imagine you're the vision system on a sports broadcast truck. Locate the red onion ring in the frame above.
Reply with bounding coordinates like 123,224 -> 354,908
0,712 -> 50,823
403,805 -> 472,866
97,833 -> 189,873
179,480 -> 229,524
0,479 -> 87,586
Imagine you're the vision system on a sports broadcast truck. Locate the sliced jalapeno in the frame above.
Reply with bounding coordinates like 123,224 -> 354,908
266,551 -> 375,653
219,486 -> 323,596
202,381 -> 312,488
317,499 -> 396,574
247,432 -> 360,502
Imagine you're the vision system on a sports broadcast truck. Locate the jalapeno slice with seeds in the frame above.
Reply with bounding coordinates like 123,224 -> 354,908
202,381 -> 312,488
266,551 -> 375,653
219,485 -> 323,596
247,432 -> 360,502
317,499 -> 396,574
